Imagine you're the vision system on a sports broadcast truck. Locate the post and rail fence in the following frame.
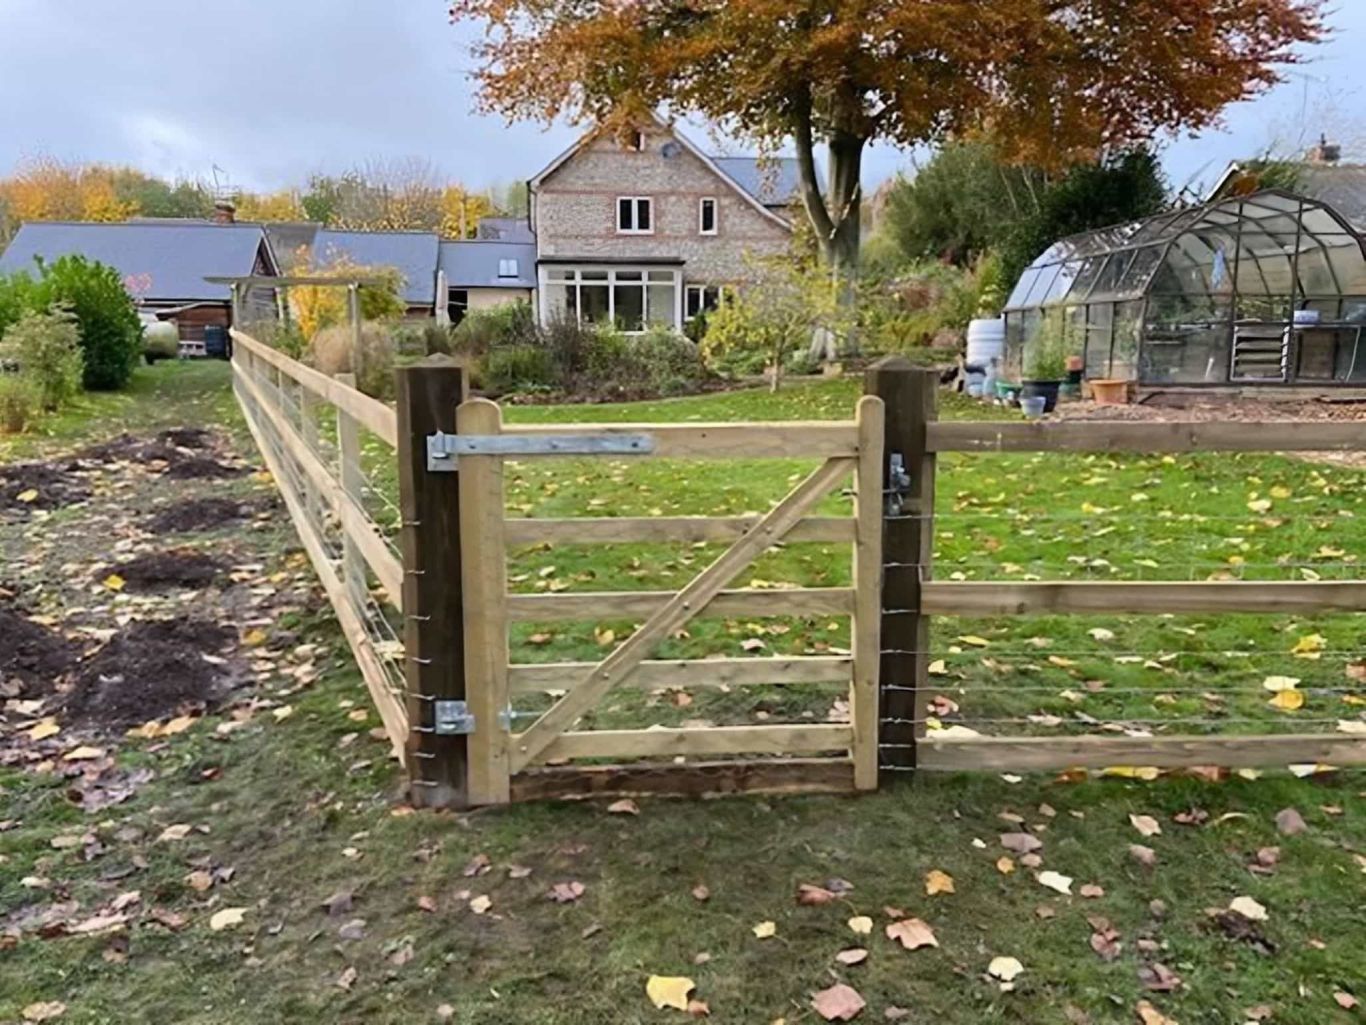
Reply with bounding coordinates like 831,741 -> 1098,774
230,329 -> 1366,807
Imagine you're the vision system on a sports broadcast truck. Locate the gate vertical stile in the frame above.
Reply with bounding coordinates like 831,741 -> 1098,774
851,395 -> 886,790
456,398 -> 512,805
866,359 -> 938,779
396,360 -> 470,809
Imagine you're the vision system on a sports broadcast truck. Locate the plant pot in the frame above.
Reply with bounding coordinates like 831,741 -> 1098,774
1021,378 -> 1062,413
1089,378 -> 1130,406
1066,355 -> 1085,373
995,380 -> 1021,405
1020,395 -> 1047,419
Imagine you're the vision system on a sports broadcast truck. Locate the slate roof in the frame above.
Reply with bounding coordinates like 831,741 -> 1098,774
476,216 -> 535,243
0,221 -> 272,302
310,229 -> 440,305
1295,165 -> 1366,230
711,156 -> 816,208
439,241 -> 537,289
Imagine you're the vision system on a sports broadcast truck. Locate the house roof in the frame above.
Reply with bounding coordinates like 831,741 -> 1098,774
711,157 -> 814,208
262,222 -> 321,268
439,240 -> 537,289
529,112 -> 795,230
1206,160 -> 1366,230
476,216 -> 535,243
310,229 -> 440,305
0,221 -> 274,302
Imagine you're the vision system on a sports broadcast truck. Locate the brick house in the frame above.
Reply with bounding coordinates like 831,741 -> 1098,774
529,114 -> 805,332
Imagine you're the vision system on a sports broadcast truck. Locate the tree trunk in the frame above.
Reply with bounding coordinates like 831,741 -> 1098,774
826,129 -> 863,283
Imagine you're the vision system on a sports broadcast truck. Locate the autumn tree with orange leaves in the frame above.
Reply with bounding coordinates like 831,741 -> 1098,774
450,0 -> 1324,278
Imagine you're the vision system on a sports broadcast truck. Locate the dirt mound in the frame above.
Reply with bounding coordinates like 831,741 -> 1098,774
146,497 -> 261,534
0,461 -> 91,512
108,549 -> 226,591
158,427 -> 215,449
64,618 -> 237,727
0,604 -> 78,696
161,456 -> 246,480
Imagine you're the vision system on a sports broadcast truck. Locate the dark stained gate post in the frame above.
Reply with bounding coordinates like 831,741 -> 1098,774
396,358 -> 470,808
864,358 -> 938,779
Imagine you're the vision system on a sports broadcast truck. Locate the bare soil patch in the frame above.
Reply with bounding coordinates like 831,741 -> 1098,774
0,601 -> 78,697
63,617 -> 238,727
1057,394 -> 1366,423
146,496 -> 263,534
0,460 -> 92,512
77,430 -> 245,480
107,549 -> 226,591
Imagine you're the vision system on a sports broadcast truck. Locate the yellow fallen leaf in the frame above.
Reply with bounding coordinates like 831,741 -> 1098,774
1136,999 -> 1179,1025
1228,895 -> 1267,921
1261,675 -> 1301,692
161,714 -> 197,735
1102,766 -> 1160,780
272,705 -> 294,721
62,745 -> 105,761
1291,633 -> 1327,656
27,718 -> 61,741
158,824 -> 193,842
924,869 -> 955,896
1036,871 -> 1073,895
645,975 -> 695,1011
16,488 -> 39,504
469,894 -> 492,914
847,915 -> 873,936
885,917 -> 938,950
1269,485 -> 1292,499
103,574 -> 126,592
988,955 -> 1024,982
752,920 -> 777,939
1246,499 -> 1272,514
1130,814 -> 1162,838
957,635 -> 991,648
209,907 -> 247,931
927,659 -> 948,676
243,628 -> 268,646
996,856 -> 1015,874
1268,689 -> 1304,711
21,1001 -> 66,1022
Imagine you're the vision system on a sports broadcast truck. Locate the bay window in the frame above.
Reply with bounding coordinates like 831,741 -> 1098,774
541,266 -> 681,333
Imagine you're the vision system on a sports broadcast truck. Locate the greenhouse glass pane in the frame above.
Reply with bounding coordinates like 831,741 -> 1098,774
1327,241 -> 1366,293
1086,250 -> 1136,301
1296,248 -> 1337,296
1024,263 -> 1063,306
1084,303 -> 1114,377
1112,301 -> 1142,381
1005,268 -> 1040,309
1118,247 -> 1163,293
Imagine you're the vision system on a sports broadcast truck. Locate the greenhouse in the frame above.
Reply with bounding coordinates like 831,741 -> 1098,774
1002,190 -> 1366,388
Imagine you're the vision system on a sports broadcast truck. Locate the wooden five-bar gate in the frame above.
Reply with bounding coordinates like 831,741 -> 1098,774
231,330 -> 1366,807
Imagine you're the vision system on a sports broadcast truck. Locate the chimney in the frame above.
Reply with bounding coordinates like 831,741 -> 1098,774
213,199 -> 237,225
1307,133 -> 1341,165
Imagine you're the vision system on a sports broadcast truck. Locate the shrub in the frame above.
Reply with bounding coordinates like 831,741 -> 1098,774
483,345 -> 555,393
290,260 -> 406,338
309,321 -> 396,399
393,321 -> 456,356
248,319 -> 308,359
0,374 -> 40,433
451,301 -> 537,357
624,329 -> 707,396
0,270 -> 42,338
0,307 -> 84,411
34,255 -> 142,390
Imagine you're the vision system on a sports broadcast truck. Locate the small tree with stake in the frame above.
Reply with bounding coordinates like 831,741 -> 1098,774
449,0 -> 1324,288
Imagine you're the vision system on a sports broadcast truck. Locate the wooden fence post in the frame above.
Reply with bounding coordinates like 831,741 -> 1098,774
396,358 -> 469,809
334,372 -> 367,616
864,358 -> 938,779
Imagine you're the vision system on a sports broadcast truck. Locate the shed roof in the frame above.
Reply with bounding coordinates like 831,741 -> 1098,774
310,229 -> 440,305
0,221 -> 273,302
439,241 -> 537,289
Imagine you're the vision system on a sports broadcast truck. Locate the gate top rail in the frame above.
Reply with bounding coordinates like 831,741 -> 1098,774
929,419 -> 1365,453
500,420 -> 860,458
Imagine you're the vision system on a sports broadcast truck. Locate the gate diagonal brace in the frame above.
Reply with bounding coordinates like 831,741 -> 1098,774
427,431 -> 655,471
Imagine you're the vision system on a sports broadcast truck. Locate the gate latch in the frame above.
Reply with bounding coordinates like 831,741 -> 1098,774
433,699 -> 475,735
886,452 -> 913,516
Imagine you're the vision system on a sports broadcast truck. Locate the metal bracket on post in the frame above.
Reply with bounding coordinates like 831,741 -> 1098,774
433,699 -> 476,735
885,452 -> 912,516
426,430 -> 656,472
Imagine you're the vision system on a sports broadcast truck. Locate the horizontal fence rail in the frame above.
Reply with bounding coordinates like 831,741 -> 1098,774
928,419 -> 1366,453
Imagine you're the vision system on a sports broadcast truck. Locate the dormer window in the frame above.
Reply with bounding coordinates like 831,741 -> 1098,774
498,258 -> 519,278
617,196 -> 653,234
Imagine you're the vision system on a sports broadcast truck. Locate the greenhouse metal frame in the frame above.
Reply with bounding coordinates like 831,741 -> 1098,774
1002,189 -> 1366,388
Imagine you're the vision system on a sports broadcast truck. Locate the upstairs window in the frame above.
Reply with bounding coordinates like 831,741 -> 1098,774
699,197 -> 717,235
617,196 -> 653,234
498,258 -> 519,278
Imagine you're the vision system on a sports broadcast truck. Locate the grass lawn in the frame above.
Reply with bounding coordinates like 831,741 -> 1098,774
1,360 -> 1363,1024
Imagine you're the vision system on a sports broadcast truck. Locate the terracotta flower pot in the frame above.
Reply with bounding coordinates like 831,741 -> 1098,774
1089,378 -> 1130,406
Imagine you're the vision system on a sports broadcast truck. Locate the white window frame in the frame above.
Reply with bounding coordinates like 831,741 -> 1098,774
698,197 -> 718,235
497,258 -> 518,278
616,196 -> 653,235
539,265 -> 682,333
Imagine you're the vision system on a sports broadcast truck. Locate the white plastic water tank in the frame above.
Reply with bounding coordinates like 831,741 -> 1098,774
966,317 -> 1006,367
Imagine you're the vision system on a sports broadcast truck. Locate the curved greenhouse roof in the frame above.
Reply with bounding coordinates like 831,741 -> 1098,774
1004,189 -> 1366,313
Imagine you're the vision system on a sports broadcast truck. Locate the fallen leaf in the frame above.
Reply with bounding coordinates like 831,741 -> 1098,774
103,573 -> 126,591
686,998 -> 710,1017
1334,992 -> 1359,1010
1129,814 -> 1162,838
336,966 -> 358,991
1274,807 -> 1307,836
548,881 -> 584,903
996,856 -> 1016,874
847,915 -> 873,935
469,894 -> 493,914
1037,871 -> 1073,895
62,745 -> 105,761
607,799 -> 640,815
988,956 -> 1025,983
836,947 -> 869,965
15,487 -> 39,503
797,883 -> 838,905
646,975 -> 695,1011
691,884 -> 710,902
1129,845 -> 1157,868
812,982 -> 866,1021
1139,963 -> 1182,993
1079,884 -> 1105,899
1135,999 -> 1178,1025
27,718 -> 61,741
1268,689 -> 1304,711
752,920 -> 777,939
1000,832 -> 1043,855
924,869 -> 955,896
185,870 -> 214,892
21,1003 -> 66,1022
157,824 -> 193,842
209,907 -> 247,931
1228,896 -> 1268,921
885,918 -> 938,950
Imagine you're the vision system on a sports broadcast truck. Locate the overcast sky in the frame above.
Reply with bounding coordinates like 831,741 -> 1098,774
0,0 -> 1361,199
